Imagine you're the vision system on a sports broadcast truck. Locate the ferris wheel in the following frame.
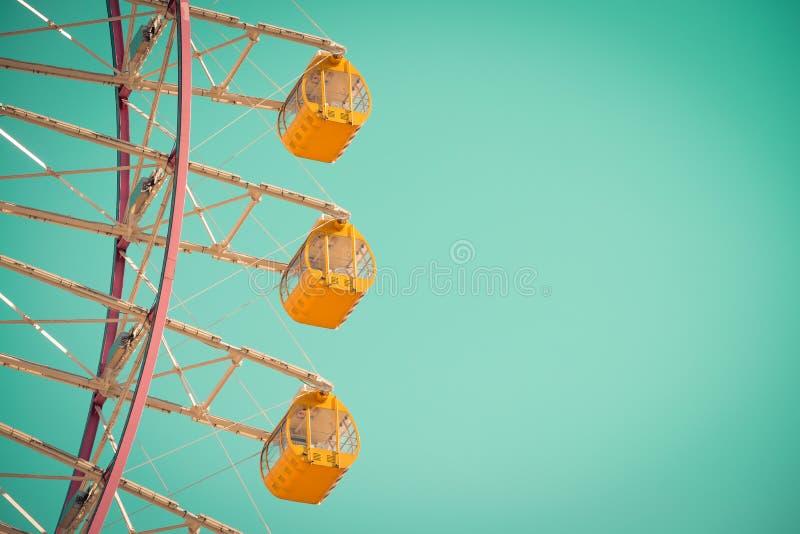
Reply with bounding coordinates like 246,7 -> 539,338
0,0 -> 375,532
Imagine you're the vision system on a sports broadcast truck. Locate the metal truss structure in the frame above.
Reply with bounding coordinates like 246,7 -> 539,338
0,0 -> 357,531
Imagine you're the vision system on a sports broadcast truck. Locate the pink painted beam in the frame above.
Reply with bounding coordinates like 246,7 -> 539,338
60,0 -> 132,526
85,0 -> 192,531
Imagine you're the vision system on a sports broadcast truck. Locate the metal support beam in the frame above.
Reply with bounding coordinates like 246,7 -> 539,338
138,524 -> 192,534
126,0 -> 347,55
0,256 -> 332,390
201,360 -> 240,410
0,520 -> 30,534
219,197 -> 258,248
216,35 -> 257,92
0,163 -> 159,181
0,200 -> 288,272
0,57 -> 283,110
0,486 -> 46,533
0,102 -> 351,219
0,422 -> 241,534
0,12 -> 157,39
0,352 -> 270,441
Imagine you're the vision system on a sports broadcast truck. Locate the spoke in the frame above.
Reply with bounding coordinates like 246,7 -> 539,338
126,100 -> 176,140
209,429 -> 271,533
187,58 -> 323,153
115,492 -> 136,533
122,3 -> 138,68
216,35 -> 257,92
141,33 -> 252,79
114,450 -> 260,530
164,222 -> 314,319
129,257 -> 272,534
123,175 -> 173,324
0,473 -> 85,481
139,192 -> 249,232
219,196 -> 258,248
194,33 -> 250,58
0,318 -> 122,325
137,524 -> 189,534
185,185 -> 217,243
215,128 -> 271,169
0,486 -> 46,534
165,296 -> 262,361
126,0 -> 346,55
0,520 -> 28,534
0,352 -> 271,441
0,422 -> 242,534
289,0 -> 331,39
0,127 -> 115,222
56,174 -> 116,223
120,252 -> 159,296
0,57 -> 284,110
153,355 -> 229,378
254,276 -> 319,374
191,35 -> 335,203
0,255 -> 333,390
94,407 -> 141,533
95,406 -> 120,455
0,1 -> 364,530
0,200 -> 288,272
190,38 -> 215,86
14,0 -> 120,74
0,291 -> 95,377
0,11 -> 157,38
189,171 -> 320,380
161,337 -> 199,407
0,103 -> 350,217
121,247 -> 203,333
201,361 -> 238,409
167,269 -> 244,311
123,409 -> 268,473
235,375 -> 275,426
175,208 -> 328,382
210,25 -> 283,96
0,125 -> 45,166
0,57 -> 123,85
138,443 -> 170,493
251,212 -> 290,258
0,163 -> 159,180
138,92 -> 178,140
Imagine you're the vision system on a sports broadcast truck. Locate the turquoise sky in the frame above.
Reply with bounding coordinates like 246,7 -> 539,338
1,1 -> 799,533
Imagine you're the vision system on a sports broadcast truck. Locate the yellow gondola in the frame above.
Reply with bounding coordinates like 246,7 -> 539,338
277,52 -> 372,163
279,217 -> 375,329
260,390 -> 360,504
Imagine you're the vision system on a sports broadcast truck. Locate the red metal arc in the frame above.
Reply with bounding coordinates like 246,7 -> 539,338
84,0 -> 192,529
60,0 -> 132,524
76,1 -> 190,530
